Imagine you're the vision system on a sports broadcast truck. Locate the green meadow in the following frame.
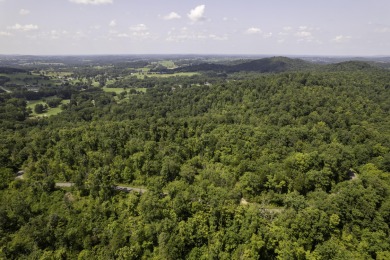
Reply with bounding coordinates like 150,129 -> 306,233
27,99 -> 70,117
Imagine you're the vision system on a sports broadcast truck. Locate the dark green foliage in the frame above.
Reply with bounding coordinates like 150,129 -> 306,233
0,97 -> 29,123
46,97 -> 63,108
0,60 -> 389,259
0,76 -> 10,85
34,103 -> 46,114
0,67 -> 26,74
325,61 -> 376,71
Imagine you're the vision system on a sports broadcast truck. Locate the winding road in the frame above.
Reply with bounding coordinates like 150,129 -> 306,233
0,86 -> 12,93
16,172 -> 147,193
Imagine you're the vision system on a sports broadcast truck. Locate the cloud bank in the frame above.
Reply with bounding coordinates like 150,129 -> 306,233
245,27 -> 262,34
332,35 -> 351,43
8,24 -> 39,31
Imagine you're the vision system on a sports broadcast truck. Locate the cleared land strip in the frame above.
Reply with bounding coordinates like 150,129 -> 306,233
55,182 -> 74,188
55,182 -> 147,193
115,185 -> 147,193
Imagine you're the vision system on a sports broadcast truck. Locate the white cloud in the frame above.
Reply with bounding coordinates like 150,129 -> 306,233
209,34 -> 228,41
69,0 -> 113,5
278,25 -> 320,42
130,24 -> 147,32
8,23 -> 39,31
295,25 -> 316,38
0,31 -> 11,36
245,27 -> 262,34
30,30 -> 70,41
130,24 -> 150,37
90,25 -> 101,30
117,33 -> 130,38
295,31 -> 312,38
49,30 -> 62,40
188,5 -> 206,22
278,26 -> 293,36
222,17 -> 238,22
375,27 -> 390,33
109,24 -> 154,40
109,20 -> 116,27
288,26 -> 319,43
332,35 -> 351,43
19,9 -> 30,15
166,27 -> 226,42
298,26 -> 308,31
74,30 -> 86,39
163,12 -> 181,20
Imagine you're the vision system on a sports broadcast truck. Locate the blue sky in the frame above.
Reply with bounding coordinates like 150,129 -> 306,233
0,0 -> 389,55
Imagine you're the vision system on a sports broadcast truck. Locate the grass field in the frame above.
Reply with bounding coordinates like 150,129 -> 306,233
158,60 -> 177,69
27,99 -> 70,117
148,72 -> 198,78
92,81 -> 100,87
135,87 -> 147,93
102,87 -> 147,94
102,87 -> 127,94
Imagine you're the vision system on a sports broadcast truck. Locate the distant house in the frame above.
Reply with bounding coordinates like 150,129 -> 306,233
27,87 -> 39,92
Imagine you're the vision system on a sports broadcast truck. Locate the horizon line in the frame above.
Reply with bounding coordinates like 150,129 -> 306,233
1,53 -> 389,58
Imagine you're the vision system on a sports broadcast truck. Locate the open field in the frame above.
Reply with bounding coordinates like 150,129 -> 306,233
135,87 -> 147,93
147,72 -> 199,78
131,71 -> 199,79
102,87 -> 147,94
42,71 -> 73,77
102,87 -> 127,94
27,99 -> 70,117
157,60 -> 177,69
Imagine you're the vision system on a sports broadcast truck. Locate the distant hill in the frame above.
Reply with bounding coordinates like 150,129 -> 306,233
230,56 -> 315,73
153,57 -> 383,74
161,56 -> 316,74
323,61 -> 378,72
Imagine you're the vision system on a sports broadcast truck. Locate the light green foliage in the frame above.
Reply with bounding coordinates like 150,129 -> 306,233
0,168 -> 14,189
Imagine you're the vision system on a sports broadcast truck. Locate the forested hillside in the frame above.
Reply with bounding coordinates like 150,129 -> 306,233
155,56 -> 315,74
0,62 -> 390,259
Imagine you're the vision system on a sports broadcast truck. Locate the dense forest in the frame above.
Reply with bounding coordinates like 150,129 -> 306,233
0,57 -> 390,259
